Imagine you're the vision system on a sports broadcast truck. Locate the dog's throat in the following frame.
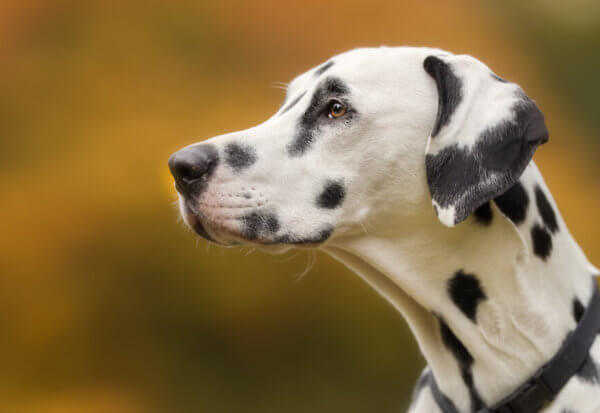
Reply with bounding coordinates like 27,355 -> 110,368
429,278 -> 600,413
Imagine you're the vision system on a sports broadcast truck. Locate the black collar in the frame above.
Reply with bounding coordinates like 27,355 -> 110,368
431,279 -> 600,413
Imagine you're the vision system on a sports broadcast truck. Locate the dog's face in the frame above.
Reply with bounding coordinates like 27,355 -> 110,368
169,47 -> 547,251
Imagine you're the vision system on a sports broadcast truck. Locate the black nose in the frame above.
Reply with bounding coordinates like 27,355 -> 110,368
168,144 -> 219,192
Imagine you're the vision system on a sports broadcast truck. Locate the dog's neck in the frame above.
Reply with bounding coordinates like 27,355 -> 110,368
324,162 -> 597,411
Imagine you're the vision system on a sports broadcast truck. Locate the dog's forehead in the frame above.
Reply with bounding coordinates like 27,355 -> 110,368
285,49 -> 381,95
285,47 -> 443,98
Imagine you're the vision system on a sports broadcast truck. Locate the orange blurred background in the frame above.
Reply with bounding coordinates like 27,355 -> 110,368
1,1 -> 599,411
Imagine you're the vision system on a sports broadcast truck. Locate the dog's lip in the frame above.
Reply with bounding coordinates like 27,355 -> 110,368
183,205 -> 271,246
186,211 -> 331,248
181,199 -> 333,248
182,202 -> 236,245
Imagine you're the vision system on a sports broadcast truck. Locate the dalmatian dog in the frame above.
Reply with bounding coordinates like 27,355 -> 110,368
168,47 -> 600,412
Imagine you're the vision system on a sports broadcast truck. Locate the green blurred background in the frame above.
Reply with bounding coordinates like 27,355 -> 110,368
1,1 -> 599,412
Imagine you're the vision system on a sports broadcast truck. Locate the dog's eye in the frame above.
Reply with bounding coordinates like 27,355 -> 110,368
327,100 -> 347,119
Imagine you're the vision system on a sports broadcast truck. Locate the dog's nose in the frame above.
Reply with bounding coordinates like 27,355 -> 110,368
168,144 -> 219,191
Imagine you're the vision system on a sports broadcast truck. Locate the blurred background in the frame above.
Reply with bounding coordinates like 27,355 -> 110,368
1,0 -> 599,411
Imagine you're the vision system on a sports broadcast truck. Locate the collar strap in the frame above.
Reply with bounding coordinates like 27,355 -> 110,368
485,279 -> 600,413
432,279 -> 600,413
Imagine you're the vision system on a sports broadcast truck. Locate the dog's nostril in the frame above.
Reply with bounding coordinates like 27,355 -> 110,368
168,144 -> 219,185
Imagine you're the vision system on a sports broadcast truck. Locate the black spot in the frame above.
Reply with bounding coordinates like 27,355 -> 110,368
423,55 -> 463,138
447,270 -> 487,322
561,410 -> 578,413
241,212 -> 279,240
531,223 -> 552,260
439,319 -> 472,367
573,298 -> 585,323
280,91 -> 306,116
491,73 -> 508,83
429,374 -> 460,413
224,142 -> 256,172
274,225 -> 334,245
473,202 -> 493,225
317,180 -> 346,209
577,355 -> 600,384
288,77 -> 353,156
425,96 -> 547,225
494,181 -> 529,225
438,318 -> 485,411
300,225 -> 334,244
314,61 -> 335,76
535,185 -> 558,234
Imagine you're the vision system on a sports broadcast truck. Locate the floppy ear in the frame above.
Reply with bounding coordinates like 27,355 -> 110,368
423,54 -> 549,227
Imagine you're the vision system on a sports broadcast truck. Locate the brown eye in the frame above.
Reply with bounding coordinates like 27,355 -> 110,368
328,100 -> 347,119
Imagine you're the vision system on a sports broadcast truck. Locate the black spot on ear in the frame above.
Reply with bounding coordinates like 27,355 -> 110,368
317,180 -> 346,209
423,55 -> 463,138
447,271 -> 487,322
314,61 -> 334,76
473,202 -> 493,225
494,181 -> 529,225
241,211 -> 279,240
224,142 -> 257,172
573,298 -> 585,323
426,95 -> 547,226
280,92 -> 306,116
531,223 -> 552,260
438,318 -> 485,411
288,77 -> 352,157
535,185 -> 558,234
577,355 -> 600,384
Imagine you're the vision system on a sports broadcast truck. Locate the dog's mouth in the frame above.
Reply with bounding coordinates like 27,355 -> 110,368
180,200 -> 241,246
178,195 -> 334,248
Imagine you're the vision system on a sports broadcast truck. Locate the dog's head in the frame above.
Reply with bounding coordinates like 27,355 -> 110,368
168,47 -> 547,251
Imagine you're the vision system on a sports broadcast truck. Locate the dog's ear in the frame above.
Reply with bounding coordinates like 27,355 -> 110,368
423,54 -> 548,227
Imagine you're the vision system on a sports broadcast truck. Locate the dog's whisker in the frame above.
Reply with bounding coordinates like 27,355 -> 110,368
359,221 -> 369,236
294,250 -> 316,282
274,251 -> 300,263
270,82 -> 289,92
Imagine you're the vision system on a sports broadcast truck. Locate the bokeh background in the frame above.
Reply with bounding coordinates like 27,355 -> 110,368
1,1 -> 599,412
